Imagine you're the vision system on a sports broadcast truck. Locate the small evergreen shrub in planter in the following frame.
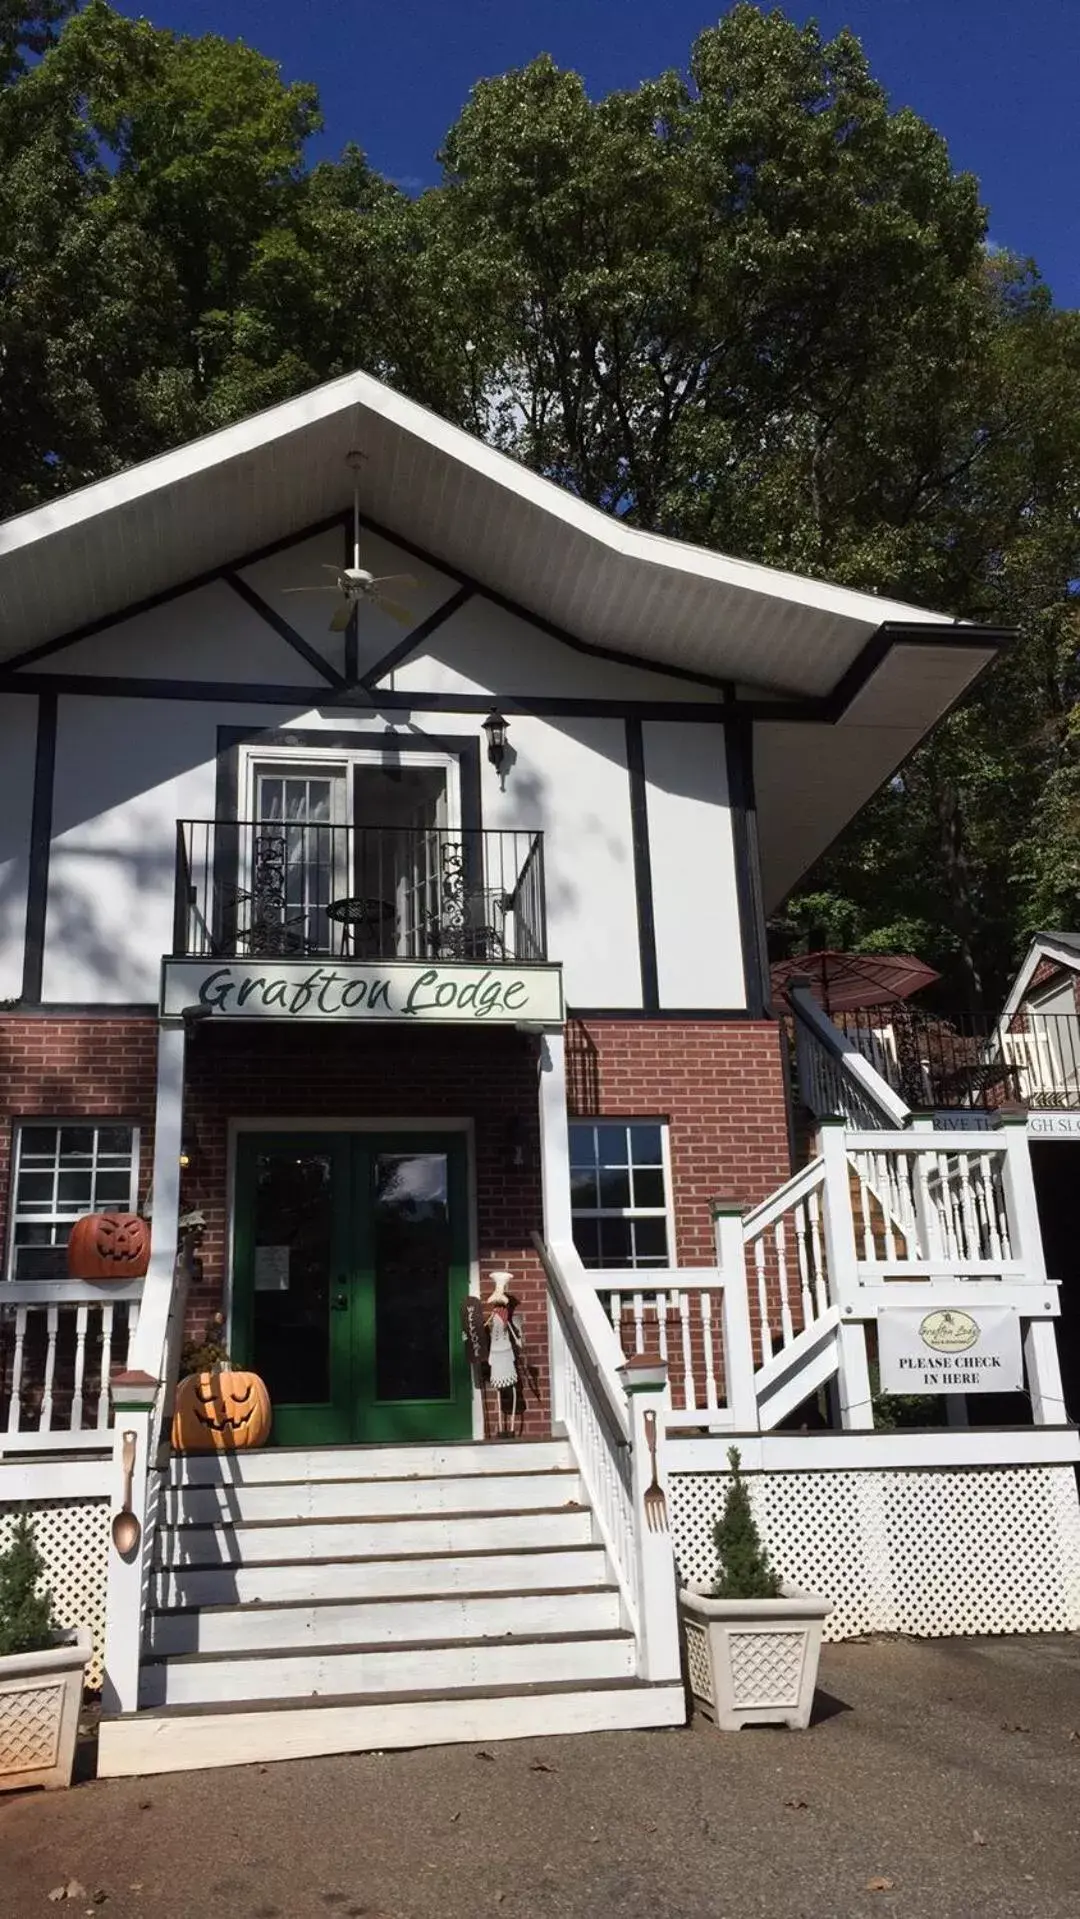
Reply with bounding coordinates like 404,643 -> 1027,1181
0,1515 -> 91,1791
679,1448 -> 832,1730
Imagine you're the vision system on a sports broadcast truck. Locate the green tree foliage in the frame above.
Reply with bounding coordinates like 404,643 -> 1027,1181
0,1513 -> 58,1655
0,3 -> 1076,997
711,1447 -> 782,1599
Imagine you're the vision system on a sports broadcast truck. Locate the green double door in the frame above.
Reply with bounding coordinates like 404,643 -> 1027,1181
232,1131 -> 472,1447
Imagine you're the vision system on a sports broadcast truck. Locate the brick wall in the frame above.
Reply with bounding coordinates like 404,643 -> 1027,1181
567,1018 -> 792,1263
0,1013 -> 795,1436
0,1018 -> 159,1245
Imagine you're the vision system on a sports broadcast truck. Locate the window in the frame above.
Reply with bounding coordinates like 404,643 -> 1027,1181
569,1122 -> 672,1269
8,1124 -> 140,1281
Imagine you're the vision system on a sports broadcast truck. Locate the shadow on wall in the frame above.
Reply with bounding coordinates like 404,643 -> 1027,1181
30,680 -> 728,1001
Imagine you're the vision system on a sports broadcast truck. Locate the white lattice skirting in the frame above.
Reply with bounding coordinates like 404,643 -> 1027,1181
0,1501 -> 109,1688
669,1466 -> 1080,1640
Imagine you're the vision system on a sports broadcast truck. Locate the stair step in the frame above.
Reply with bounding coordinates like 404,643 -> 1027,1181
154,1507 -> 595,1568
138,1629 -> 636,1707
145,1587 -> 623,1656
150,1544 -> 612,1610
98,1680 -> 687,1777
161,1470 -> 583,1528
167,1439 -> 572,1487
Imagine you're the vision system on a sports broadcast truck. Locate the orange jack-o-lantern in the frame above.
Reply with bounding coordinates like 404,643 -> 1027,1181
171,1370 -> 272,1452
67,1212 -> 151,1281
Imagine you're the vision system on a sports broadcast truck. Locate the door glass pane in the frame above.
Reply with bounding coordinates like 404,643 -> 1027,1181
249,1149 -> 333,1406
373,1154 -> 451,1402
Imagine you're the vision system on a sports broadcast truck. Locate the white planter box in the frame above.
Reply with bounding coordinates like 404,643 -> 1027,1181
680,1584 -> 832,1731
0,1626 -> 92,1792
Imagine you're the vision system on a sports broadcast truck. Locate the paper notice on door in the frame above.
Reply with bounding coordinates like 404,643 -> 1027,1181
254,1245 -> 290,1291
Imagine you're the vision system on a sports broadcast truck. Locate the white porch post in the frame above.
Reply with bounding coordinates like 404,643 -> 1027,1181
538,1030 -> 572,1427
618,1357 -> 682,1685
819,1119 -> 874,1429
100,1386 -> 155,1715
999,1115 -> 1066,1424
101,1017 -> 187,1715
712,1203 -> 758,1431
127,1019 -> 187,1379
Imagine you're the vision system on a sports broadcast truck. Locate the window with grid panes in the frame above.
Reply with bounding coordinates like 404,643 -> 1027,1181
8,1124 -> 140,1281
569,1121 -> 672,1269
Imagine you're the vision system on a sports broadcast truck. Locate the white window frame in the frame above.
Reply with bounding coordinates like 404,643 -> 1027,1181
568,1119 -> 675,1270
238,742 -> 462,831
6,1120 -> 142,1282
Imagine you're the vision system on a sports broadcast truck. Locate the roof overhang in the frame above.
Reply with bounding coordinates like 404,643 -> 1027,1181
0,368 -> 1012,904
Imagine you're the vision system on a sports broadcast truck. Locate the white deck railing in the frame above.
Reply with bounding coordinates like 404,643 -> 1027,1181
788,983 -> 910,1130
0,1281 -> 143,1455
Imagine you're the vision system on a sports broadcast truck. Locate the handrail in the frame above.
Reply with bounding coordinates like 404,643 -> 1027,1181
787,983 -> 910,1128
1,1279 -> 144,1305
531,1232 -> 629,1450
742,1155 -> 827,1240
535,1233 -> 683,1683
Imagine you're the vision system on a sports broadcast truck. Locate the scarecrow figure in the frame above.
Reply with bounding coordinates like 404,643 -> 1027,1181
460,1270 -> 536,1437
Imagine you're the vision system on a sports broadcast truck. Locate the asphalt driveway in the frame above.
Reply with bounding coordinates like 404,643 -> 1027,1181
3,1635 -> 1079,1919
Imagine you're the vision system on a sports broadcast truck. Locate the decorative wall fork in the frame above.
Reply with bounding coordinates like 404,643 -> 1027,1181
642,1408 -> 668,1533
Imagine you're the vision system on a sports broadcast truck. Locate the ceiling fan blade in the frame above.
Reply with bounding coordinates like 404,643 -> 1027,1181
373,597 -> 414,627
321,563 -> 345,574
329,599 -> 354,632
282,585 -> 341,594
369,574 -> 418,590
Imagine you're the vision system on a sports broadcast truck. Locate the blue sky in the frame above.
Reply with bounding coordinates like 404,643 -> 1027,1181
113,0 -> 1079,306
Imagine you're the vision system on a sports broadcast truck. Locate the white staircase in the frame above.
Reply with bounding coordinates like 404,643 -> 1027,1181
97,1437 -> 684,1776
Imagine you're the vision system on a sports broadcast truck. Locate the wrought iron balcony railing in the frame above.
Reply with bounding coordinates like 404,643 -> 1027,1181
828,1003 -> 1080,1112
174,821 -> 547,964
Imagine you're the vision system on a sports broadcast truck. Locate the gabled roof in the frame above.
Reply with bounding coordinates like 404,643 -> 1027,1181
1000,934 -> 1080,1023
0,368 -> 1011,907
0,367 -> 1006,701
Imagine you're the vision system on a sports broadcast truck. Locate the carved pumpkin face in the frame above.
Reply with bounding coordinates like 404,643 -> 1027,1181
68,1211 -> 150,1281
171,1369 -> 272,1452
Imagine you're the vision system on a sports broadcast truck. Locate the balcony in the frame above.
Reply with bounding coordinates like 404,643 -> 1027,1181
173,822 -> 547,964
828,1004 -> 1080,1112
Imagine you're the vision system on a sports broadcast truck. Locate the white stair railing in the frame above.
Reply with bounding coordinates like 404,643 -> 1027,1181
742,1158 -> 831,1367
535,1234 -> 681,1685
788,983 -> 910,1130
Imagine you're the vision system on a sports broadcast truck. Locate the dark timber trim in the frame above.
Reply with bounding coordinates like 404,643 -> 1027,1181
567,1008 -> 775,1022
360,585 -> 474,690
355,509 -> 734,694
21,693 -> 57,1003
625,718 -> 659,1013
0,674 -> 731,719
223,573 -> 344,689
3,512 -> 351,674
726,716 -> 770,1019
1,1003 -> 159,1018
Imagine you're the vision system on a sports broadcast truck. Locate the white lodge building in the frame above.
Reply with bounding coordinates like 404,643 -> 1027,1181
0,372 -> 1077,1778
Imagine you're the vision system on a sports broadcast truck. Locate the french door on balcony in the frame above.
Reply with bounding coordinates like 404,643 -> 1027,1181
249,768 -> 347,955
239,759 -> 454,959
231,1131 -> 472,1447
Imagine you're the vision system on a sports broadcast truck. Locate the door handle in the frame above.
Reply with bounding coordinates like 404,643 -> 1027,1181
331,1290 -> 348,1312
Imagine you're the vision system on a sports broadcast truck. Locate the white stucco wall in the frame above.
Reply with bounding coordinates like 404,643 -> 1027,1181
11,522 -> 747,1011
643,721 -> 745,1010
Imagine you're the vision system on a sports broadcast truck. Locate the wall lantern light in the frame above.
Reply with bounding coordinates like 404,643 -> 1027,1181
483,709 -> 511,786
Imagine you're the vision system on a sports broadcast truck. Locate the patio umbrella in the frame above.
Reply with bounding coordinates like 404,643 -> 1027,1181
769,949 -> 940,1016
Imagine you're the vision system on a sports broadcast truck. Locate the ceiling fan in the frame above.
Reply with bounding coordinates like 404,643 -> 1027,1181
283,451 -> 417,632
